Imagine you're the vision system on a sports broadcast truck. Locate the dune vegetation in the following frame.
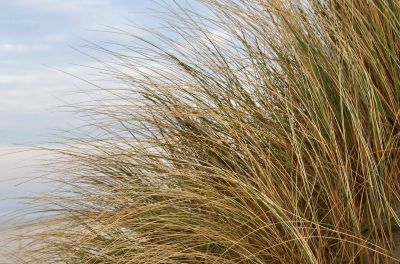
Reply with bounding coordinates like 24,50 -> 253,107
12,0 -> 400,263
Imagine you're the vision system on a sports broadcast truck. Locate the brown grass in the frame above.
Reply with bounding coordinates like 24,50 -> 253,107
10,0 -> 400,263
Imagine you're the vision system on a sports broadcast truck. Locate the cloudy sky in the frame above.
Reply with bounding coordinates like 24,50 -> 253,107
0,0 -> 164,145
0,0 -> 175,217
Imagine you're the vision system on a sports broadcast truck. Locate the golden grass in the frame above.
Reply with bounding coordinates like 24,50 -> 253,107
11,0 -> 400,263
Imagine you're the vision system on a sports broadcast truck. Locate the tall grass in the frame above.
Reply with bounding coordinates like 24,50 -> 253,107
14,0 -> 400,263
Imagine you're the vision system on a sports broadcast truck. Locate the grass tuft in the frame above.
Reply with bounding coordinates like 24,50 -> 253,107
12,0 -> 400,263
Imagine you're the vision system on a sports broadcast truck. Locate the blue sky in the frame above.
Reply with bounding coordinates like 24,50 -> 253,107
0,0 -> 180,216
0,0 -> 164,145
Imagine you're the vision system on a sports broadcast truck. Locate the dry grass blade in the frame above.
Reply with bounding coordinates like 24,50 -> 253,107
8,0 -> 400,263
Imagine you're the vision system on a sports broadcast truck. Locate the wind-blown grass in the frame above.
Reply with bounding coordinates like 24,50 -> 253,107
13,0 -> 400,263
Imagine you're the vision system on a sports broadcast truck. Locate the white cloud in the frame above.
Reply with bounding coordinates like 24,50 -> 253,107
0,63 -> 109,112
12,0 -> 109,15
0,43 -> 48,54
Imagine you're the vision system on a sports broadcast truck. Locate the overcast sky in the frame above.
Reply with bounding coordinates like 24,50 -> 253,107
0,0 -> 178,216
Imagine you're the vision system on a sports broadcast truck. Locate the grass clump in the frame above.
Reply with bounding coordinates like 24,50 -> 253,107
14,0 -> 400,263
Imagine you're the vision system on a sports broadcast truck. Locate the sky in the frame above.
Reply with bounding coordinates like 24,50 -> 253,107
0,0 -> 164,145
0,0 -> 176,218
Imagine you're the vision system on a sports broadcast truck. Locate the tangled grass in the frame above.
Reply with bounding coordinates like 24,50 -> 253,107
13,0 -> 400,263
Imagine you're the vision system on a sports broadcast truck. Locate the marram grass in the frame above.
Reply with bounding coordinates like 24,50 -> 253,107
12,0 -> 400,263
